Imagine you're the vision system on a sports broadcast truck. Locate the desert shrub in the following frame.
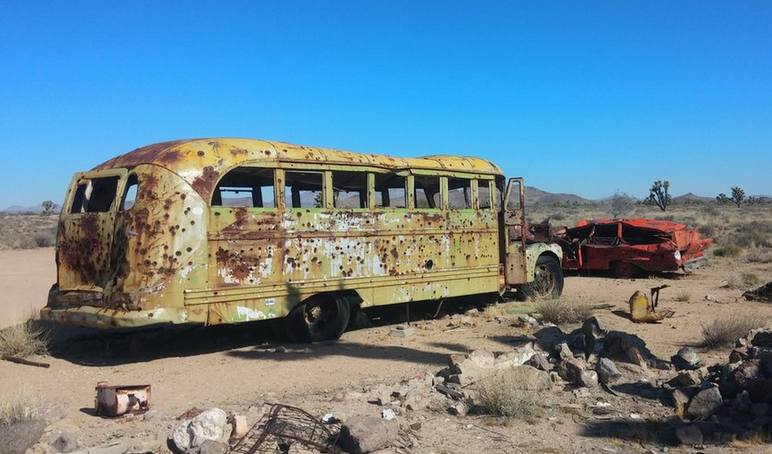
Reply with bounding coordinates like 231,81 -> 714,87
698,224 -> 717,237
713,244 -> 742,257
747,248 -> 772,264
674,290 -> 691,302
700,205 -> 721,217
33,231 -> 55,247
549,212 -> 566,221
476,372 -> 542,418
733,221 -> 772,249
0,320 -> 48,358
701,316 -> 766,349
535,299 -> 591,325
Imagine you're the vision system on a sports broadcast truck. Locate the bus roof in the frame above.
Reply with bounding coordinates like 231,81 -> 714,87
93,138 -> 504,197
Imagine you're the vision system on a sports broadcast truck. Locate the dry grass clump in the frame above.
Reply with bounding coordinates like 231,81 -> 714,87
0,320 -> 48,358
746,248 -> 772,264
674,290 -> 691,302
535,299 -> 592,325
0,392 -> 40,427
701,316 -> 767,349
713,243 -> 742,257
476,373 -> 542,418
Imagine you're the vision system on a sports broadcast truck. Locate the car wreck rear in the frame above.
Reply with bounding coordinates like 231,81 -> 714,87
554,218 -> 712,277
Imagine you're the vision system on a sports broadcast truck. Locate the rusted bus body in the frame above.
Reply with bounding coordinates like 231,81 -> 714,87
42,138 -> 562,333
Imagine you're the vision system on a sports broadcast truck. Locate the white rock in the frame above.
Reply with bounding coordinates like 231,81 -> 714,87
171,408 -> 228,451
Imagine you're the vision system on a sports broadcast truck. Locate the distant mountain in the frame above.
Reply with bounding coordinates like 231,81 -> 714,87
2,203 -> 61,214
525,186 -> 593,205
672,192 -> 713,203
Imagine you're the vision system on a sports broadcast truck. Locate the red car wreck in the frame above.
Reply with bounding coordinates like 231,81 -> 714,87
553,218 -> 712,277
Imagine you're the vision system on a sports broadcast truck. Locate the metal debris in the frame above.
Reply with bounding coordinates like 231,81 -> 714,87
94,382 -> 151,417
228,404 -> 340,453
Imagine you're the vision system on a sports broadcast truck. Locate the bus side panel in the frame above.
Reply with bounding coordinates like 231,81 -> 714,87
202,206 -> 500,323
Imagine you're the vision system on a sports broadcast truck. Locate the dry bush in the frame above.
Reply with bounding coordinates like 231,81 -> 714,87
476,373 -> 542,418
746,248 -> 772,264
0,392 -> 40,427
535,299 -> 592,325
0,320 -> 48,358
698,224 -> 717,237
701,316 -> 767,349
713,243 -> 742,257
674,290 -> 690,302
742,273 -> 762,288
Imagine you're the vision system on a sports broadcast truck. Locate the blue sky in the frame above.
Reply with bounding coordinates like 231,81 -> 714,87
1,1 -> 770,208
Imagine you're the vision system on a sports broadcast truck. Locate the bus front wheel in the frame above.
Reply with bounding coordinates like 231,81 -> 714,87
286,294 -> 351,343
518,255 -> 564,301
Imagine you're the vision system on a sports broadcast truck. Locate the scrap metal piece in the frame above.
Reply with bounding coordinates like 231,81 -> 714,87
94,382 -> 150,417
228,403 -> 340,454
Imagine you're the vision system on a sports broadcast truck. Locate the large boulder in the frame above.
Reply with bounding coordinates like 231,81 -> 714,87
171,408 -> 229,452
494,345 -> 536,369
338,415 -> 399,454
448,350 -> 495,385
685,386 -> 723,420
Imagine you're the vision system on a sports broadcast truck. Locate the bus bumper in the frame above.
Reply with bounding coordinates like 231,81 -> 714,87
39,305 -> 188,329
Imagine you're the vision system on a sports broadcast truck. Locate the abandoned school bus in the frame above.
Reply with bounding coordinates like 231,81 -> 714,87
41,138 -> 563,341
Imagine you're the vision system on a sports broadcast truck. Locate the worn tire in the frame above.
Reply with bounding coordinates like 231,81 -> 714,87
518,255 -> 564,300
285,294 -> 351,343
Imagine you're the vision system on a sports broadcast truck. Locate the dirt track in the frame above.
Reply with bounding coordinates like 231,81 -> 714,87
1,248 -> 771,452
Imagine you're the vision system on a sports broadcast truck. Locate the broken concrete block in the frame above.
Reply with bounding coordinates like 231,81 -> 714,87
338,415 -> 399,454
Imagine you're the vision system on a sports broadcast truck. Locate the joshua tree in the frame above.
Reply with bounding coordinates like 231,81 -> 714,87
730,187 -> 745,207
716,193 -> 730,204
645,180 -> 671,211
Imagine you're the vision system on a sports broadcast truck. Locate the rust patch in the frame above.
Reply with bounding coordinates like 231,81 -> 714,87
191,166 -> 220,196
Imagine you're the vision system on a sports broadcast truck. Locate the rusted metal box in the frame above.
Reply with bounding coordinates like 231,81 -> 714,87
95,382 -> 151,416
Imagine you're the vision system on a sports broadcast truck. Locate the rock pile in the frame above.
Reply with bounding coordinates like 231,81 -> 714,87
663,327 -> 772,445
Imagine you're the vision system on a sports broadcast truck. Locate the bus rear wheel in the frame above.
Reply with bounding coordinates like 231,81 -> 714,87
286,294 -> 351,343
518,255 -> 564,300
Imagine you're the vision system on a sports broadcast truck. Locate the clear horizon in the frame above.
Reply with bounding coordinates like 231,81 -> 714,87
1,1 -> 770,207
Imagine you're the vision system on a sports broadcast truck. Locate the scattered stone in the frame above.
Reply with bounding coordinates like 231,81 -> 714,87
672,370 -> 702,387
729,348 -> 748,363
403,393 -> 429,411
369,384 -> 394,405
672,347 -> 702,370
448,401 -> 468,417
595,358 -> 622,384
435,383 -> 464,400
686,386 -> 723,420
432,376 -> 445,386
389,325 -> 415,338
464,308 -> 480,316
555,343 -> 574,361
515,314 -> 538,327
52,431 -> 78,453
675,424 -> 703,445
448,350 -> 495,385
494,345 -> 535,369
672,388 -> 697,417
534,326 -> 567,352
526,352 -> 551,371
322,413 -> 337,424
171,408 -> 229,452
749,328 -> 772,348
381,408 -> 396,420
557,356 -> 593,387
339,415 -> 399,454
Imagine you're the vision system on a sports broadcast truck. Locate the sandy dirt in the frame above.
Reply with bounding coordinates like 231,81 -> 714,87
1,247 -> 771,453
0,247 -> 55,328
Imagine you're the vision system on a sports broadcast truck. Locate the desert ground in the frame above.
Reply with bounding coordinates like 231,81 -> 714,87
0,204 -> 770,453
